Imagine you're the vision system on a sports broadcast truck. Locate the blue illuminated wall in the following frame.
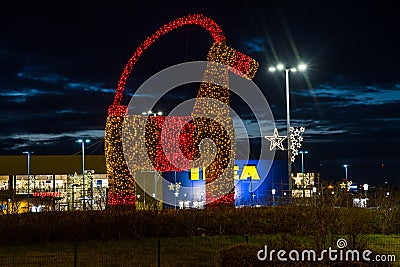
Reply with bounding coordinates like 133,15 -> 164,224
161,169 -> 206,209
161,159 -> 288,208
234,160 -> 288,206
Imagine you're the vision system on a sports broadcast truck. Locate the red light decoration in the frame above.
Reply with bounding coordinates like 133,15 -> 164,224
145,116 -> 194,172
108,105 -> 128,117
32,192 -> 62,198
107,193 -> 136,206
206,191 -> 235,207
111,13 -> 226,109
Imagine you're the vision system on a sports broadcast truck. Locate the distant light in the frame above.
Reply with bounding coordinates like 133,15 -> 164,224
142,112 -> 147,115
299,150 -> 308,154
268,66 -> 276,72
290,68 -> 297,72
343,164 -> 349,168
77,139 -> 90,143
298,63 -> 307,71
147,110 -> 152,114
271,189 -> 276,195
276,64 -> 284,70
157,111 -> 163,115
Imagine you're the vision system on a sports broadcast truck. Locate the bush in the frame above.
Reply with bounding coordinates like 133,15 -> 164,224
0,204 -> 392,246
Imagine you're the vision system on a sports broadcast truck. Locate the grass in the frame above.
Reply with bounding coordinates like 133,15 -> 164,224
0,235 -> 398,266
0,236 -> 245,267
366,235 -> 400,263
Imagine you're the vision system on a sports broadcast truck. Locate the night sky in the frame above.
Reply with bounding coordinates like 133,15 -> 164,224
1,1 -> 399,186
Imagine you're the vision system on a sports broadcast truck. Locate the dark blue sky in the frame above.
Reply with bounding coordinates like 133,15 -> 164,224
1,1 -> 399,185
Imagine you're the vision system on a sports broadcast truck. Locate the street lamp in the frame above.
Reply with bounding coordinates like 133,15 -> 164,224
23,151 -> 33,211
271,188 -> 276,204
142,110 -> 163,116
269,63 -> 307,192
299,150 -> 309,198
77,139 -> 90,210
343,164 -> 349,181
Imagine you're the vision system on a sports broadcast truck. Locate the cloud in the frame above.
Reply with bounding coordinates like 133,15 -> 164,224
66,82 -> 115,94
233,117 -> 348,142
3,66 -> 115,96
16,71 -> 68,84
0,88 -> 65,103
241,38 -> 266,53
293,81 -> 400,106
2,130 -> 105,142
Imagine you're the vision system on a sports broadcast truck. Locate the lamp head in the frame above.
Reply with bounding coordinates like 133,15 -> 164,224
298,63 -> 307,71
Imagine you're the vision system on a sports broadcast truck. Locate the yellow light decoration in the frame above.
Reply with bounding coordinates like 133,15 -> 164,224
191,42 -> 258,205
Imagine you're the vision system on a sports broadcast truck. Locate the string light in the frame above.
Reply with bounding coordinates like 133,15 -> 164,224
289,126 -> 305,162
111,13 -> 226,110
105,14 -> 259,207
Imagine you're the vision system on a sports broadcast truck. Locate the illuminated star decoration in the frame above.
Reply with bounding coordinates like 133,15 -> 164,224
340,180 -> 352,191
168,183 -> 175,191
346,181 -> 352,191
293,176 -> 303,187
290,126 -> 305,162
168,182 -> 182,194
265,128 -> 287,151
70,172 -> 82,185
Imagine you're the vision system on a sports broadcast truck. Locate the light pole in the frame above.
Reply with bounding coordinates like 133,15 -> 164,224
343,164 -> 349,181
272,189 -> 276,205
299,150 -> 308,198
23,151 -> 33,211
342,164 -> 350,208
248,173 -> 254,207
77,139 -> 90,210
269,63 -> 307,192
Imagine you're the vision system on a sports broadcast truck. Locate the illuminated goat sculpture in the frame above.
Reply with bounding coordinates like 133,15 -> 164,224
105,14 -> 258,207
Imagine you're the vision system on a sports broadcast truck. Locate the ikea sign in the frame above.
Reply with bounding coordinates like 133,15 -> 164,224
161,159 -> 288,208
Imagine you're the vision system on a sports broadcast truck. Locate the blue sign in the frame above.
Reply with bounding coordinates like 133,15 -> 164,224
160,159 -> 288,208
